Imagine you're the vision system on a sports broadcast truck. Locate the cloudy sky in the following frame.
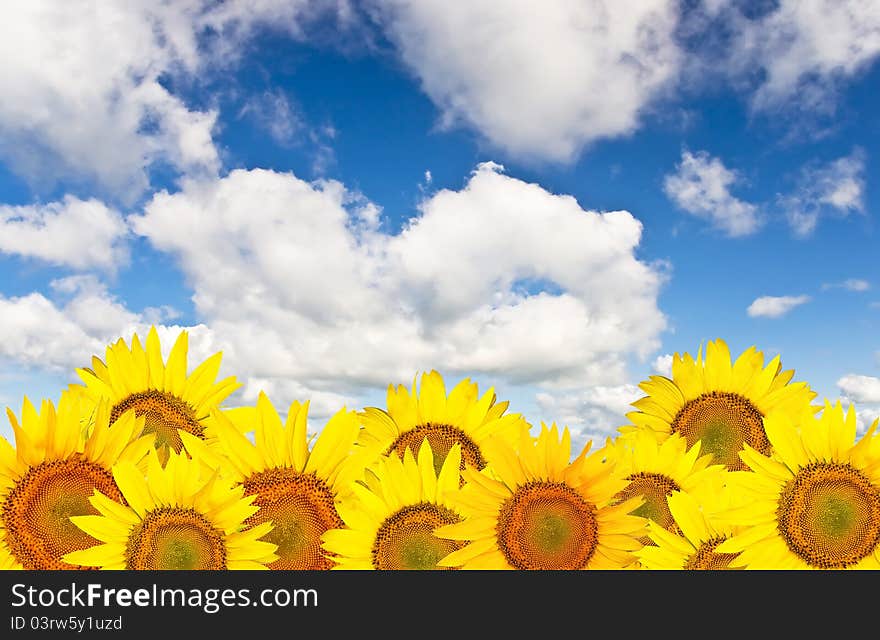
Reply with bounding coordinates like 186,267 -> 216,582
1,1 -> 878,452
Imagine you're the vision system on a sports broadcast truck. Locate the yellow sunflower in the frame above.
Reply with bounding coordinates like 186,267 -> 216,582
358,370 -> 529,479
1,393 -> 153,569
605,429 -> 727,546
435,423 -> 648,569
179,391 -> 366,570
714,401 -> 880,569
624,339 -> 816,470
321,441 -> 467,570
63,448 -> 277,570
70,326 -> 242,464
635,488 -> 746,570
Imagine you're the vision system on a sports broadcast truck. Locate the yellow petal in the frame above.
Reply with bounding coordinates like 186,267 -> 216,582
68,515 -> 131,543
112,462 -> 154,517
437,537 -> 497,567
163,331 -> 189,397
306,407 -> 360,479
417,370 -> 447,425
89,491 -> 140,526
63,543 -> 126,568
481,437 -> 524,489
145,327 -> 166,390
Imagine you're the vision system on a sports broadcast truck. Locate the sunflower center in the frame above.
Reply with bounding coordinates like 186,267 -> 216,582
372,502 -> 464,570
614,472 -> 681,544
684,536 -> 743,570
386,423 -> 485,476
111,390 -> 204,462
497,481 -> 598,570
1,457 -> 122,570
125,507 -> 226,570
670,391 -> 768,470
241,468 -> 343,570
777,462 -> 880,569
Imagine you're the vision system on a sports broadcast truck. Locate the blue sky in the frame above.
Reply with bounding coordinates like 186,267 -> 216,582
1,1 -> 878,452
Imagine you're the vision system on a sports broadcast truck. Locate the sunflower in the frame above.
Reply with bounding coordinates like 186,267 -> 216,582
70,326 -> 242,464
435,423 -> 648,569
635,488 -> 746,570
1,393 -> 153,569
358,370 -> 529,480
321,440 -> 467,570
605,429 -> 727,546
63,448 -> 277,569
178,391 -> 366,570
713,401 -> 880,569
624,339 -> 816,470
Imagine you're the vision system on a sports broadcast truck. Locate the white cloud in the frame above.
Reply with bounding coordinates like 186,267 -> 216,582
0,196 -> 128,271
0,291 -> 108,373
238,89 -> 304,147
747,294 -> 811,319
0,274 -> 226,373
240,376 -> 358,423
0,1 -> 218,200
857,405 -> 880,434
821,278 -> 870,292
236,87 -> 338,174
663,150 -> 760,237
778,149 -> 866,236
48,276 -> 140,338
837,374 -> 880,404
833,392 -> 880,438
0,1 -> 349,201
199,0 -> 355,47
369,0 -> 681,163
129,163 -> 667,409
0,278 -> 134,373
536,384 -> 642,455
732,0 -> 880,113
142,305 -> 183,325
652,354 -> 673,377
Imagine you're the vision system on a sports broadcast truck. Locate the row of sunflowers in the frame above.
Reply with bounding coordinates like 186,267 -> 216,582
1,326 -> 878,570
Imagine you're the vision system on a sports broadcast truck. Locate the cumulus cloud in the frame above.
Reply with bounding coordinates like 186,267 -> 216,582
835,375 -> 880,436
368,0 -> 681,163
663,148 -> 864,239
199,0 -> 356,47
0,2 -> 217,200
0,278 -> 133,373
0,275 -> 268,415
536,384 -> 642,455
837,374 -> 880,404
652,354 -> 673,377
128,163 -> 667,408
0,196 -> 128,271
0,1 -> 349,201
857,405 -> 880,434
663,150 -> 760,236
0,292 -> 109,373
746,294 -> 811,319
731,0 -> 880,114
778,149 -> 866,236
0,274 -> 223,372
